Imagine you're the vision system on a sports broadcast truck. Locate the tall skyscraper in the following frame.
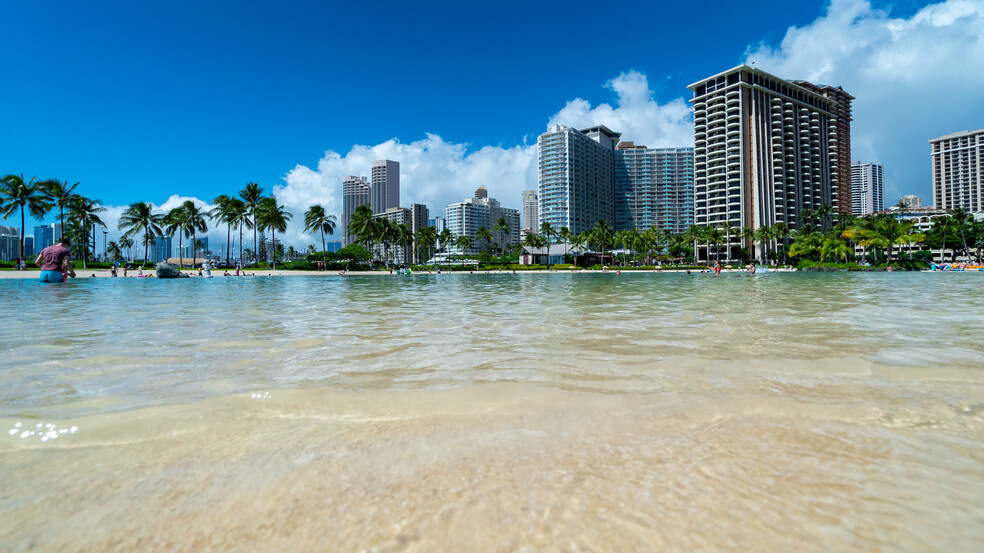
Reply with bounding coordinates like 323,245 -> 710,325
931,128 -> 983,212
428,216 -> 447,233
537,124 -> 620,235
446,186 -> 521,256
793,81 -> 854,214
370,160 -> 400,215
0,225 -> 18,261
851,162 -> 884,215
688,65 -> 851,260
522,190 -> 538,232
342,175 -> 370,246
614,142 -> 695,235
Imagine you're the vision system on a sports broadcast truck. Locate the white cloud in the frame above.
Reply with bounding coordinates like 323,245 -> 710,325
744,0 -> 984,204
547,70 -> 694,148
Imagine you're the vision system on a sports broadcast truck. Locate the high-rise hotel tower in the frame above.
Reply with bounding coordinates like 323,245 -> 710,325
370,160 -> 400,215
688,65 -> 852,260
851,162 -> 884,215
614,143 -> 694,235
931,128 -> 984,212
537,124 -> 620,235
342,176 -> 370,246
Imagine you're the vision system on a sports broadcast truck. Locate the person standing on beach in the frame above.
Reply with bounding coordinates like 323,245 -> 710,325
34,238 -> 75,283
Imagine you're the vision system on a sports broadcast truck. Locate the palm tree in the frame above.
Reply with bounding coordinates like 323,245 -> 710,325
257,196 -> 292,270
539,222 -> 556,268
238,182 -> 265,266
0,174 -> 51,265
347,205 -> 376,265
929,216 -> 955,263
228,198 -> 252,267
494,216 -> 512,255
568,232 -> 587,267
209,195 -> 238,267
40,179 -> 80,234
951,208 -> 973,261
591,220 -> 614,263
753,225 -> 773,264
106,241 -> 123,262
476,226 -> 494,254
119,202 -> 164,267
453,234 -> 471,261
303,204 -> 336,270
164,206 -> 189,267
119,236 -> 134,262
684,224 -> 702,262
773,222 -> 790,264
558,226 -> 571,264
69,196 -> 106,268
182,201 -> 209,267
415,226 -> 439,265
438,228 -> 453,262
814,204 -> 834,231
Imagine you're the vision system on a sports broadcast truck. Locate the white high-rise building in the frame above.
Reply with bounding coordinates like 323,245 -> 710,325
522,190 -> 538,232
851,162 -> 884,215
688,65 -> 851,261
614,143 -> 694,234
446,186 -> 521,256
899,194 -> 922,209
342,176 -> 370,246
371,204 -> 429,265
537,124 -> 620,235
931,128 -> 984,212
371,160 -> 400,215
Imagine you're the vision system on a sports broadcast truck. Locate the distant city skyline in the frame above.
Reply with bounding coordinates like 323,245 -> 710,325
3,0 -> 982,250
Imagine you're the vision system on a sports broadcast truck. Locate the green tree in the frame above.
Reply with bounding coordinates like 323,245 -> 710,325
590,220 -> 614,263
182,201 -> 209,266
227,198 -> 252,267
163,205 -> 189,267
476,226 -> 494,254
347,205 -> 376,265
303,204 -> 337,270
257,196 -> 292,270
106,240 -> 122,262
119,236 -> 134,261
454,234 -> 471,261
40,179 -> 80,235
494,216 -> 512,255
438,228 -> 453,262
238,182 -> 265,266
209,195 -> 237,267
0,174 -> 51,265
415,225 -> 439,265
119,202 -> 164,267
69,196 -> 106,268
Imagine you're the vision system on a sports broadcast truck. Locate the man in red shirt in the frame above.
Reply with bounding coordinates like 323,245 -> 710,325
34,238 -> 76,283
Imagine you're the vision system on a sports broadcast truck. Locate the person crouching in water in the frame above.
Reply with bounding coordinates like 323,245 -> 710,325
35,238 -> 75,282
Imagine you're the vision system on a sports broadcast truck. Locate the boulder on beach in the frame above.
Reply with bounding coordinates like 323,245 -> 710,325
155,263 -> 190,279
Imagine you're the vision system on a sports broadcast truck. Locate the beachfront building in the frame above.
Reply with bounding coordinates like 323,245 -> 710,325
370,204 -> 429,265
899,194 -> 923,209
342,176 -> 370,246
931,128 -> 984,212
614,142 -> 694,234
537,124 -> 620,235
446,186 -> 521,256
522,190 -> 538,233
851,162 -> 884,215
792,81 -> 854,215
688,65 -> 851,261
0,225 -> 19,261
371,160 -> 400,215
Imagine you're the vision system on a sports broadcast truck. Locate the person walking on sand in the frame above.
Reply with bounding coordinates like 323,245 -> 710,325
34,238 -> 75,283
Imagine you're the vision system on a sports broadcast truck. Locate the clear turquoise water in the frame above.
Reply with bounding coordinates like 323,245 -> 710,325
2,272 -> 983,551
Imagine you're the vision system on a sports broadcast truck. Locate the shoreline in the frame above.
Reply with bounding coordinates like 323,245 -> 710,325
0,267 -> 798,279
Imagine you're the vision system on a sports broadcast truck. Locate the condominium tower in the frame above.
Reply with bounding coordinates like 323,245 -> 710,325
899,194 -> 922,209
371,204 -> 429,265
537,124 -> 620,235
342,176 -> 370,246
522,190 -> 538,233
793,81 -> 854,214
931,128 -> 984,212
446,186 -> 521,256
688,65 -> 851,260
371,160 -> 400,215
614,142 -> 694,234
851,162 -> 884,215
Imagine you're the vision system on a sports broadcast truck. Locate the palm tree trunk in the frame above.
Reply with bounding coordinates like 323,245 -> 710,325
321,228 -> 326,270
226,224 -> 231,266
144,230 -> 149,268
271,228 -> 276,270
253,217 -> 258,267
239,225 -> 244,268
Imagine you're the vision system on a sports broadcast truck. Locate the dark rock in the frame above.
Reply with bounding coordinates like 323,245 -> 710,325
155,263 -> 190,278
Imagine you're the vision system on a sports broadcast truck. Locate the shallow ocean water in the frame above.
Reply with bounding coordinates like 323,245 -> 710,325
1,272 -> 983,551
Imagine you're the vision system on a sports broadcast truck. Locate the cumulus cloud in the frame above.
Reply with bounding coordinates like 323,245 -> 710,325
547,70 -> 694,148
745,0 -> 984,204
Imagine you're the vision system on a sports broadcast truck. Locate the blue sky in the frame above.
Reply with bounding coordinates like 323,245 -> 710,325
2,0 -> 982,248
